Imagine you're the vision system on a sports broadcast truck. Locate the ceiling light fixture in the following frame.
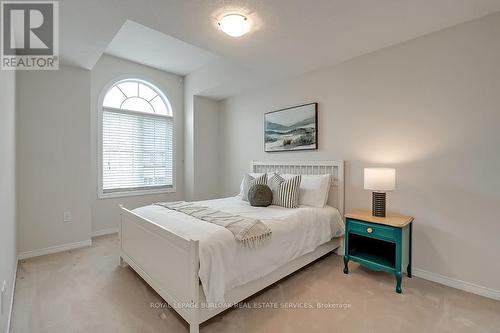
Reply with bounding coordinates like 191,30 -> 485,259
217,14 -> 251,37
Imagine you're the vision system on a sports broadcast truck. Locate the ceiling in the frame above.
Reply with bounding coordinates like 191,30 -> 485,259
59,0 -> 500,98
105,21 -> 218,76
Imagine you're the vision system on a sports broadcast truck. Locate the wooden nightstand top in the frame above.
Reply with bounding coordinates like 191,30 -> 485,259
345,210 -> 414,228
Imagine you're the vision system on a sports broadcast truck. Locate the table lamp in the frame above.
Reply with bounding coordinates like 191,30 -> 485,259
364,168 -> 396,217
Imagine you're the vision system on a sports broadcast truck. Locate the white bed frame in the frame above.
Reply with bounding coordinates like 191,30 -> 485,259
119,160 -> 344,333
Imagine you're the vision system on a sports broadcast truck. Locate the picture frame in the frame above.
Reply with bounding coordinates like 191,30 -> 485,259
264,102 -> 318,152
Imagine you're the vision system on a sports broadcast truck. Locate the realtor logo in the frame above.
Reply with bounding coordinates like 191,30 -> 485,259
1,1 -> 59,70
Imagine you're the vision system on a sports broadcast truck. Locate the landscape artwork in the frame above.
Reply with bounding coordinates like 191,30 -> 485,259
265,103 -> 318,152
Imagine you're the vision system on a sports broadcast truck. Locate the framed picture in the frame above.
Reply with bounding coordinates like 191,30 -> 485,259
264,102 -> 318,152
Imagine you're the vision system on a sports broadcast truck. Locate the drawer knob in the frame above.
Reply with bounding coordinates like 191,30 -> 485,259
367,227 -> 373,233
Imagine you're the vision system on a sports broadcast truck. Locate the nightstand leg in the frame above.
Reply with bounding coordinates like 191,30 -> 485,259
408,222 -> 413,278
343,255 -> 349,274
395,272 -> 402,293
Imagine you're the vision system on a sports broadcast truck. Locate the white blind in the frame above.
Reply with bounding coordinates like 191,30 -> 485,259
102,108 -> 173,193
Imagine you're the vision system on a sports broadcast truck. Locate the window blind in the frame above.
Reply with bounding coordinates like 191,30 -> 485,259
102,108 -> 173,193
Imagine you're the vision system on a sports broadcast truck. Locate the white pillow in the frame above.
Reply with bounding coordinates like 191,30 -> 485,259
283,174 -> 330,207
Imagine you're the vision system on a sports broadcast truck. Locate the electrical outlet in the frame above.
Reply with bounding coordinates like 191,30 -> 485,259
63,211 -> 72,223
1,280 -> 6,315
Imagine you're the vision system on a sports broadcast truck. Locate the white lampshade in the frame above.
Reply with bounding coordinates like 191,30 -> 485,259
364,168 -> 396,191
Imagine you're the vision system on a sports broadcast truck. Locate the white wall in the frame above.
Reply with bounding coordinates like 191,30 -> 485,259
220,13 -> 500,292
184,74 -> 222,201
17,65 -> 92,254
15,55 -> 186,253
193,96 -> 221,200
0,69 -> 17,333
183,77 -> 195,200
90,55 -> 184,234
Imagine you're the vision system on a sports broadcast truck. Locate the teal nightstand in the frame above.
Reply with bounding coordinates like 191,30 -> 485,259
343,210 -> 413,293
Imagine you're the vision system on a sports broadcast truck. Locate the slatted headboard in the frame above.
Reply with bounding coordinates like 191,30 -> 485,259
251,160 -> 345,216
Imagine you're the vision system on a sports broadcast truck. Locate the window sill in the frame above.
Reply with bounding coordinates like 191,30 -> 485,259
98,187 -> 176,200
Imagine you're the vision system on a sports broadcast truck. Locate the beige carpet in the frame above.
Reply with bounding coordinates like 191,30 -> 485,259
10,235 -> 500,333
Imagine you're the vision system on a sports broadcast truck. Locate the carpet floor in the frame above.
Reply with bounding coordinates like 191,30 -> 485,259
10,234 -> 500,333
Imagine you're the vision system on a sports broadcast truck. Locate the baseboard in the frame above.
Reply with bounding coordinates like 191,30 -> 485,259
413,268 -> 500,301
6,258 -> 18,333
17,239 -> 92,260
91,228 -> 119,237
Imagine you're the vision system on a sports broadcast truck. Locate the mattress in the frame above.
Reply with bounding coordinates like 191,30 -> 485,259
133,196 -> 344,304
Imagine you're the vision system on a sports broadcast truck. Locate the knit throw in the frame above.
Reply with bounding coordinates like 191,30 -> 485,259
155,201 -> 272,248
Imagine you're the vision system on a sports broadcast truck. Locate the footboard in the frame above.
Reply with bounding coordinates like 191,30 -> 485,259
119,205 -> 200,332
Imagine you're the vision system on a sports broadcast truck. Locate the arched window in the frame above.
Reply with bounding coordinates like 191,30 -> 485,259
99,78 -> 174,197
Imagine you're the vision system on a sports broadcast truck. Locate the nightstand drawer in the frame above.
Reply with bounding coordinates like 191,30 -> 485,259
348,219 -> 397,242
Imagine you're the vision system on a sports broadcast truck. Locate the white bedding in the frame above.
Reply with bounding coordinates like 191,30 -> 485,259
133,196 -> 344,304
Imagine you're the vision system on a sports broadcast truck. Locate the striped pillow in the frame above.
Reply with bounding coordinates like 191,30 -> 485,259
242,173 -> 267,201
269,174 -> 301,208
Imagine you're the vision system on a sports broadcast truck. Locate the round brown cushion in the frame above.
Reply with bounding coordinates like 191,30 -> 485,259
248,184 -> 273,207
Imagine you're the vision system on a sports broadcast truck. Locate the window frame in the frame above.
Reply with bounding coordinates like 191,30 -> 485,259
97,76 -> 176,199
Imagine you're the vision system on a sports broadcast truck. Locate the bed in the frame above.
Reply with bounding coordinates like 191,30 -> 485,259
119,160 -> 344,333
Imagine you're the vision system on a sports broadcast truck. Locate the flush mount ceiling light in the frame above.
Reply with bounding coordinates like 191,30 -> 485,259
217,14 -> 251,37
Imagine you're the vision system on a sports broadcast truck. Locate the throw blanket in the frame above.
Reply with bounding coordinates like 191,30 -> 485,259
155,201 -> 272,248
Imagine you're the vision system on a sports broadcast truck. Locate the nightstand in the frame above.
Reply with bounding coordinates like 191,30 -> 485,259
343,210 -> 414,293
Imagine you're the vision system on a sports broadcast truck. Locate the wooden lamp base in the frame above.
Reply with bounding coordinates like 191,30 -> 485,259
372,192 -> 386,217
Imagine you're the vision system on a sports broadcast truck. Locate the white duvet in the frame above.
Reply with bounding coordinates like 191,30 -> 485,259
133,196 -> 344,304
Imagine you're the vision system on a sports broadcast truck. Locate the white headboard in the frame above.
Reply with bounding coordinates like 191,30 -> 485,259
251,160 -> 345,216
